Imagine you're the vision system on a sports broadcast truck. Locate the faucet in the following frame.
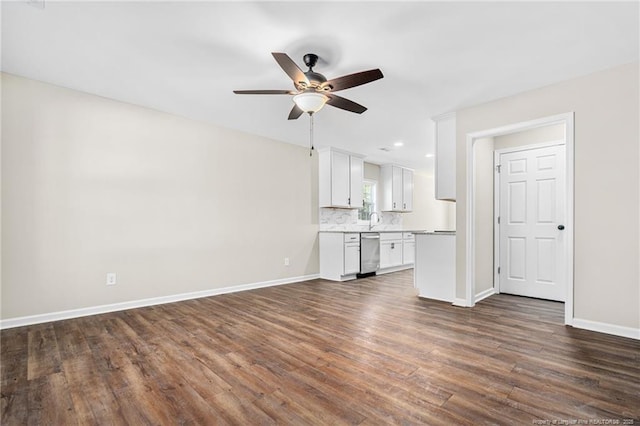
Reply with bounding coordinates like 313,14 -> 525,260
368,212 -> 380,231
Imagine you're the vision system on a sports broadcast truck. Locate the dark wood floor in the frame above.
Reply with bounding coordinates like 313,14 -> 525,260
2,270 -> 639,425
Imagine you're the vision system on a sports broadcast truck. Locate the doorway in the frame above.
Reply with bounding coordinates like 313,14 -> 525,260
496,143 -> 566,301
465,112 -> 574,325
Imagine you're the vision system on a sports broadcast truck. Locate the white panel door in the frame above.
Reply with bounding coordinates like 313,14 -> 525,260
499,145 -> 566,301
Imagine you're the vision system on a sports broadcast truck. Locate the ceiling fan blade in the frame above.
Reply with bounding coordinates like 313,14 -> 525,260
272,52 -> 310,87
288,104 -> 304,120
233,90 -> 295,95
324,69 -> 384,92
326,94 -> 367,114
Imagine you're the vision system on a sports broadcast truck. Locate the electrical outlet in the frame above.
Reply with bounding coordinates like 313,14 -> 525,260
106,273 -> 117,286
284,257 -> 290,266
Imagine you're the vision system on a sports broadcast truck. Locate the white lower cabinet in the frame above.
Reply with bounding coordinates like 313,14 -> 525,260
344,242 -> 361,275
414,233 -> 456,302
319,233 -> 360,281
379,233 -> 403,269
402,232 -> 415,265
321,231 -> 418,280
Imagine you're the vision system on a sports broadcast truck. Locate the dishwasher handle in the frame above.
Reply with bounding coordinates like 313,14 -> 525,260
361,235 -> 380,239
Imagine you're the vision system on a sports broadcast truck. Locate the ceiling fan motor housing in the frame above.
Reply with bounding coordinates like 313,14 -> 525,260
299,54 -> 328,90
303,53 -> 319,69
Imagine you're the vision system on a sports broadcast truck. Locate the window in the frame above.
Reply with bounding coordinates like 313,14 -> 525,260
358,180 -> 377,221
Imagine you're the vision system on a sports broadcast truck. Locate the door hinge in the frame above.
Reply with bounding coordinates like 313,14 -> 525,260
498,266 -> 501,274
496,164 -> 501,173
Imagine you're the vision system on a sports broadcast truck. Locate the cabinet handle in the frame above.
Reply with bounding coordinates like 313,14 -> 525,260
348,197 -> 351,206
403,203 -> 406,209
391,243 -> 395,249
393,202 -> 396,209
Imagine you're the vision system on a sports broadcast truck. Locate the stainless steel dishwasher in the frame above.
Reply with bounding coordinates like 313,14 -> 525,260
358,233 -> 380,278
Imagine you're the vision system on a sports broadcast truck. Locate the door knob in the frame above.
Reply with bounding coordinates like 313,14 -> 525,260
557,225 -> 565,230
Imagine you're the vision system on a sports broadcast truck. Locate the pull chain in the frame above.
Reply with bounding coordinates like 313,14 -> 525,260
309,112 -> 315,156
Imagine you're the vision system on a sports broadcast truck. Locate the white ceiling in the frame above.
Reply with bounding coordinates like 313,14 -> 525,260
2,1 -> 638,173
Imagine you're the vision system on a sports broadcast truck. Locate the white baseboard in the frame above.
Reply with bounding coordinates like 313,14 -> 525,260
474,287 -> 496,303
452,298 -> 470,307
0,274 -> 320,330
377,265 -> 413,275
571,318 -> 640,340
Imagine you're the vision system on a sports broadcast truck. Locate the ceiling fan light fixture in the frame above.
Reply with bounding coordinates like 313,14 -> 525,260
293,92 -> 329,114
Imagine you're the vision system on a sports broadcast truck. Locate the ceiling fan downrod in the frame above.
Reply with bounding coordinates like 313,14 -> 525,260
308,112 -> 315,157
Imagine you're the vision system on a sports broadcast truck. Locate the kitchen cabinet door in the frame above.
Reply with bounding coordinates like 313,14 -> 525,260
319,148 -> 364,208
402,241 -> 415,265
402,168 -> 413,212
381,164 -> 414,212
344,244 -> 360,275
391,166 -> 403,211
380,240 -> 402,269
330,150 -> 351,207
349,156 -> 363,209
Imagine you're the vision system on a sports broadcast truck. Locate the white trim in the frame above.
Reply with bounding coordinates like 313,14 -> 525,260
452,298 -> 470,307
571,318 -> 640,341
564,115 -> 575,326
377,265 -> 413,275
0,274 -> 320,330
474,287 -> 496,303
356,178 -> 378,225
494,140 -> 565,156
493,151 -> 501,294
466,112 -> 575,326
465,133 -> 476,307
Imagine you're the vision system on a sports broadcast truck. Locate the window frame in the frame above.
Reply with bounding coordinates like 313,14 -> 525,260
357,179 -> 377,224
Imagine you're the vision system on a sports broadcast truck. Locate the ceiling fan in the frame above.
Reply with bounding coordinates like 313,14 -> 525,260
233,52 -> 384,120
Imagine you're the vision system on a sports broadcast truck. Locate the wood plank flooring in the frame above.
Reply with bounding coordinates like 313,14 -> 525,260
2,270 -> 639,425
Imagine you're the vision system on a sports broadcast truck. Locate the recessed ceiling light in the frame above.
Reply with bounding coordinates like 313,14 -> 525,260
425,153 -> 434,158
394,141 -> 404,147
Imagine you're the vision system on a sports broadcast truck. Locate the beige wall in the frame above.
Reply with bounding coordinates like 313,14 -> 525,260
403,173 -> 455,231
493,123 -> 565,150
456,62 -> 639,329
1,73 -> 319,319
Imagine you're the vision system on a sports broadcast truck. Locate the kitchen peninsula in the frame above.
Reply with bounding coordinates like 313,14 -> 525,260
414,232 -> 456,302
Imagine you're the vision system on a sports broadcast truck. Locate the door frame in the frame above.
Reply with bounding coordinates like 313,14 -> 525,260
493,141 -> 566,296
465,112 -> 574,325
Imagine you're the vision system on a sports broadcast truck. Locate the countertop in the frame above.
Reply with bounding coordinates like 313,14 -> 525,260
415,231 -> 456,235
318,229 -> 445,234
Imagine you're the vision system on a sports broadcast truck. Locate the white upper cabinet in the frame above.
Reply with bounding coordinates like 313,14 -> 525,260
319,148 -> 364,209
349,156 -> 364,209
402,168 -> 413,211
380,165 -> 414,212
433,112 -> 456,201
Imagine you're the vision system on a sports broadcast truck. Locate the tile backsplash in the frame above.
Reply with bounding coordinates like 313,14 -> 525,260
319,208 -> 402,231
